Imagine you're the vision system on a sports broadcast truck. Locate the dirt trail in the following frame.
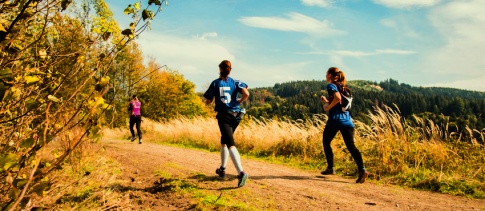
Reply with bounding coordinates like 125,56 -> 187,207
102,139 -> 485,210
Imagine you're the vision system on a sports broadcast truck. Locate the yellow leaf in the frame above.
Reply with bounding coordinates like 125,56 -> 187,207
38,49 -> 47,59
24,76 -> 40,84
95,96 -> 105,105
10,87 -> 21,100
76,55 -> 85,63
0,23 -> 5,32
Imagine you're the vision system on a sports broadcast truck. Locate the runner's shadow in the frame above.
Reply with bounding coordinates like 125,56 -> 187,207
250,175 -> 350,184
249,175 -> 312,180
188,173 -> 238,182
189,173 -> 350,184
314,175 -> 352,184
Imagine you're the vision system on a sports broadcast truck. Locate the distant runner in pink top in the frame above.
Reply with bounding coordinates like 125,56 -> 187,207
129,95 -> 142,144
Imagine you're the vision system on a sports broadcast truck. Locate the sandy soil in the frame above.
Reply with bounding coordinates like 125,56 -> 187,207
102,138 -> 485,210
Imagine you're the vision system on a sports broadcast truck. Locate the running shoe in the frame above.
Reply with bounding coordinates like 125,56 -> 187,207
237,172 -> 248,187
216,167 -> 225,178
138,139 -> 142,144
320,168 -> 336,175
356,169 -> 369,183
131,136 -> 136,142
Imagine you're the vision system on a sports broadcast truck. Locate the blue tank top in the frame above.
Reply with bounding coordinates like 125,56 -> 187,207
326,83 -> 354,129
203,77 -> 248,112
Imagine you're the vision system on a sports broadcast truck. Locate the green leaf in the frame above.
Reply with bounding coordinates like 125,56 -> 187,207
20,138 -> 35,148
8,188 -> 21,201
32,181 -> 51,196
26,99 -> 38,110
0,67 -> 13,80
13,178 -> 27,189
7,43 -> 23,53
0,81 -> 12,101
0,153 -> 20,172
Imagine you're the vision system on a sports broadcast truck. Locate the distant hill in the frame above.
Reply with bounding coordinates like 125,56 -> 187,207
247,78 -> 485,134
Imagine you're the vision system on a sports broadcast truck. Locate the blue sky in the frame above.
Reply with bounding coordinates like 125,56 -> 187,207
106,0 -> 485,92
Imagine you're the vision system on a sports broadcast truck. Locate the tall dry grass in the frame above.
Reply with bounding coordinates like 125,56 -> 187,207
103,106 -> 485,197
103,115 -> 329,160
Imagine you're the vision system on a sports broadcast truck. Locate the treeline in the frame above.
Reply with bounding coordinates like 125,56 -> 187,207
246,78 -> 485,139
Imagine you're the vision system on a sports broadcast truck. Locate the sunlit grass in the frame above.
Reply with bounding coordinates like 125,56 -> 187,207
103,106 -> 485,198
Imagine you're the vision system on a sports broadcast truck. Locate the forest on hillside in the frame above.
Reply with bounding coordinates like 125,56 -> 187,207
246,78 -> 485,142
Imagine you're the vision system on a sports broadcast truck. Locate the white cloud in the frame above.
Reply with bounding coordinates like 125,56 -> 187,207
423,0 -> 485,81
425,75 -> 485,92
380,18 -> 420,39
136,32 -> 235,90
380,19 -> 397,28
375,49 -> 416,55
301,49 -> 416,56
239,12 -> 345,37
193,32 -> 218,40
373,0 -> 440,9
235,60 -> 316,88
301,0 -> 331,8
333,49 -> 415,56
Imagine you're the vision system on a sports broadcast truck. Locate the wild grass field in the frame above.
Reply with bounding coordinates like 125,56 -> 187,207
104,105 -> 485,199
25,105 -> 485,210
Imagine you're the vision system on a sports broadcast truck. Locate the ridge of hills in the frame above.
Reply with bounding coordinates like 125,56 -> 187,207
246,78 -> 485,134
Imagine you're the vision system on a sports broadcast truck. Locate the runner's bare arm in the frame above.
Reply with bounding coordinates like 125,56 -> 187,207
323,92 -> 341,112
238,88 -> 249,104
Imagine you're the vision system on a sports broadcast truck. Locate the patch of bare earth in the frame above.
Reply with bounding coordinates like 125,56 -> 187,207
103,139 -> 485,210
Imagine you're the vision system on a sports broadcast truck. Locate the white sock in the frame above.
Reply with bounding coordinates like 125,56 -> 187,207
220,145 -> 229,168
229,146 -> 243,174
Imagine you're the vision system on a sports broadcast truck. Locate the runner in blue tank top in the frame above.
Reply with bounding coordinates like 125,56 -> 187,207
204,60 -> 249,188
320,67 -> 368,183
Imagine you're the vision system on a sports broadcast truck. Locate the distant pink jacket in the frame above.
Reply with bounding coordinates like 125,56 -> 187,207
130,101 -> 141,116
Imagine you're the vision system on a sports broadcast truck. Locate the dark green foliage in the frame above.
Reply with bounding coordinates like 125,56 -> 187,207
247,79 -> 485,142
